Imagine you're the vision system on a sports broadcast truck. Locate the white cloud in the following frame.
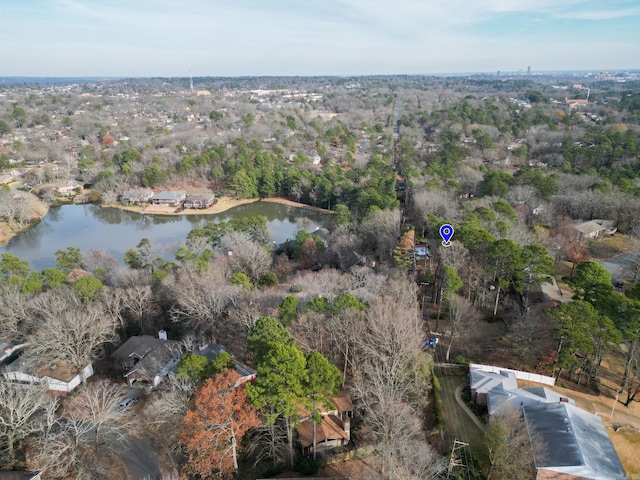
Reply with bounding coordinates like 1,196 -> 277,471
556,6 -> 640,20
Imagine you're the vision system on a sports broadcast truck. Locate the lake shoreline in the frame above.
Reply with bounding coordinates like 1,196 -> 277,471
0,192 -> 51,248
104,196 -> 333,216
0,195 -> 332,248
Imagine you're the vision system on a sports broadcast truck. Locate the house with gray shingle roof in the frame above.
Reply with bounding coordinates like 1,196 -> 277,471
469,366 -> 627,480
112,333 -> 182,387
527,402 -> 627,480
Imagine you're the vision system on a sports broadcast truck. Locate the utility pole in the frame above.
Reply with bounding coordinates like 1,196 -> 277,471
447,440 -> 470,479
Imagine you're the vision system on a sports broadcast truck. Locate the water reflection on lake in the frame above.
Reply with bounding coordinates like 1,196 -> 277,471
0,202 -> 328,271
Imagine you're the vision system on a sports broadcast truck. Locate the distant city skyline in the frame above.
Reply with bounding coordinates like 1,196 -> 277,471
2,0 -> 639,77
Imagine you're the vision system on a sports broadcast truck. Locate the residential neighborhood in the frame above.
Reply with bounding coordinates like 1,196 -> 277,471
0,32 -> 640,480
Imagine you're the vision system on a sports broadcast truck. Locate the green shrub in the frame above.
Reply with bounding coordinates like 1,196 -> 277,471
259,272 -> 278,287
454,355 -> 471,365
295,456 -> 322,475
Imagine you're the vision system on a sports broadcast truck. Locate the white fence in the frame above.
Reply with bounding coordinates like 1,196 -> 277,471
469,363 -> 555,386
3,363 -> 93,392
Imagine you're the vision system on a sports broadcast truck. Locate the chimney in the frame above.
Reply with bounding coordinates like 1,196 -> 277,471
560,397 -> 569,403
343,416 -> 351,442
158,330 -> 167,340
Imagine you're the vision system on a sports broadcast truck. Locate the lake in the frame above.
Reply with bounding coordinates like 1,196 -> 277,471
0,202 -> 329,271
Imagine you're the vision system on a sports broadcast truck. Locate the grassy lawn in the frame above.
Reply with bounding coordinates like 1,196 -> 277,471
589,235 -> 628,259
554,260 -> 576,296
437,372 -> 489,473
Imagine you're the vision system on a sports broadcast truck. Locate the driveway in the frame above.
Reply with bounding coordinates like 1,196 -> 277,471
113,432 -> 176,480
598,251 -> 640,284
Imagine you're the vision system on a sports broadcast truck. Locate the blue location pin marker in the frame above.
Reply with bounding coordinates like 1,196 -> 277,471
439,224 -> 454,247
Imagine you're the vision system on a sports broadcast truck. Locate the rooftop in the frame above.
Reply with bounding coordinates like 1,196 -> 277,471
297,415 -> 349,448
526,402 -> 627,480
151,190 -> 186,201
198,344 -> 257,379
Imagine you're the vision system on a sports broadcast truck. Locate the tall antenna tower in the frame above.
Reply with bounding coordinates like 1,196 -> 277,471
189,69 -> 194,94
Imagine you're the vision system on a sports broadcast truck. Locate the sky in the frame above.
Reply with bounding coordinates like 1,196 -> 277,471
1,0 -> 639,77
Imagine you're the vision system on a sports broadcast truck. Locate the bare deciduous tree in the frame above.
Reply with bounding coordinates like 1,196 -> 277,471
220,231 -> 272,282
26,428 -> 81,479
358,209 -> 402,260
445,294 -> 479,361
343,272 -> 447,479
152,377 -> 193,419
121,284 -> 157,333
0,191 -> 37,231
291,268 -> 354,303
82,249 -> 118,273
0,381 -> 58,467
65,379 -> 133,449
245,423 -> 289,468
163,261 -> 241,337
0,284 -> 33,340
26,291 -> 117,382
228,289 -> 279,333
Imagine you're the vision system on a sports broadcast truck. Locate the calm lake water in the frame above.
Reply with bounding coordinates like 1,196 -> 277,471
0,202 -> 329,271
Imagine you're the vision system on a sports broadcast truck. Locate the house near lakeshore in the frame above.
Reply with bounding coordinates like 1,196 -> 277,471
111,331 -> 183,387
183,193 -> 216,209
150,190 -> 186,207
119,189 -> 154,205
51,180 -> 82,196
469,366 -> 627,480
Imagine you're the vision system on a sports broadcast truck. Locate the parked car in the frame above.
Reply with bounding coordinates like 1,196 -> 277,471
118,396 -> 138,409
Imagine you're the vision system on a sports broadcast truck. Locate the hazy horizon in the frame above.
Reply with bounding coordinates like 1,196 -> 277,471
1,68 -> 639,83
